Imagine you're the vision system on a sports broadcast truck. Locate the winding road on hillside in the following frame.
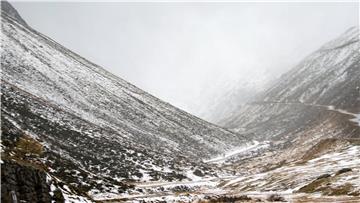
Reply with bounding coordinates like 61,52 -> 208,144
250,101 -> 360,127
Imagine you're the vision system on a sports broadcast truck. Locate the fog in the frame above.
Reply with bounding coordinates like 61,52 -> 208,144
12,1 -> 358,118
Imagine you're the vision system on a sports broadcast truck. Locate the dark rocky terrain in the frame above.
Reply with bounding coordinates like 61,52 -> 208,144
1,160 -> 52,203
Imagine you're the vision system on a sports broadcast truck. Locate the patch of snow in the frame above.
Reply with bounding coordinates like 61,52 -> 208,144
350,113 -> 360,127
186,170 -> 202,181
204,140 -> 269,164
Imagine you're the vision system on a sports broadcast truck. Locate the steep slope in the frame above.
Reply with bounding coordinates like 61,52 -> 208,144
1,12 -> 242,158
261,27 -> 359,110
0,3 -> 245,201
221,27 -> 360,143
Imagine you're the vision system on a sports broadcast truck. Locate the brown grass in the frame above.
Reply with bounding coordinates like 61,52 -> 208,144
15,135 -> 43,156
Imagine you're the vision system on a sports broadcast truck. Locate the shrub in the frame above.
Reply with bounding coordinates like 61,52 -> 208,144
336,168 -> 352,175
15,135 -> 43,157
267,194 -> 286,202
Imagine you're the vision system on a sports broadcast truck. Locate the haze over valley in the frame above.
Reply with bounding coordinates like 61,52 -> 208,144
1,1 -> 359,203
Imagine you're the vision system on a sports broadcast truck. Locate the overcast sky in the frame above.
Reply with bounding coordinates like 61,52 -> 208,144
12,1 -> 359,115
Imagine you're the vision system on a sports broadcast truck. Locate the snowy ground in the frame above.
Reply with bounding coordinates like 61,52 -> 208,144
203,140 -> 270,164
93,144 -> 360,202
223,144 -> 360,194
326,105 -> 360,127
350,113 -> 360,127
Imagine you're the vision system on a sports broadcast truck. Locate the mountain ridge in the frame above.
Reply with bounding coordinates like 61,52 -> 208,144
1,3 -> 245,201
221,26 -> 360,140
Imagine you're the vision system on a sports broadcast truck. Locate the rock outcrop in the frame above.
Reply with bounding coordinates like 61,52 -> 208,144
1,160 -> 53,203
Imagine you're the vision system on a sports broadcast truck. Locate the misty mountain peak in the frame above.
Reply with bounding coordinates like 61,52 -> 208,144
320,26 -> 359,51
1,1 -> 28,27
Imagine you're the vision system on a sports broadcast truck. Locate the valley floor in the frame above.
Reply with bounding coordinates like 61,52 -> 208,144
93,143 -> 360,203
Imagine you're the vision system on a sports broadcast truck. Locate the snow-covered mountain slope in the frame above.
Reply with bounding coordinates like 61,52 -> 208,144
262,27 -> 359,110
1,5 -> 245,158
204,27 -> 360,199
0,3 -> 245,200
221,27 -> 360,143
1,12 -> 243,158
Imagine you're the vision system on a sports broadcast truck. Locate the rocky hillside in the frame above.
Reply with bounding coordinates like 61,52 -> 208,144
208,27 -> 360,200
221,27 -> 360,143
1,2 -> 245,201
